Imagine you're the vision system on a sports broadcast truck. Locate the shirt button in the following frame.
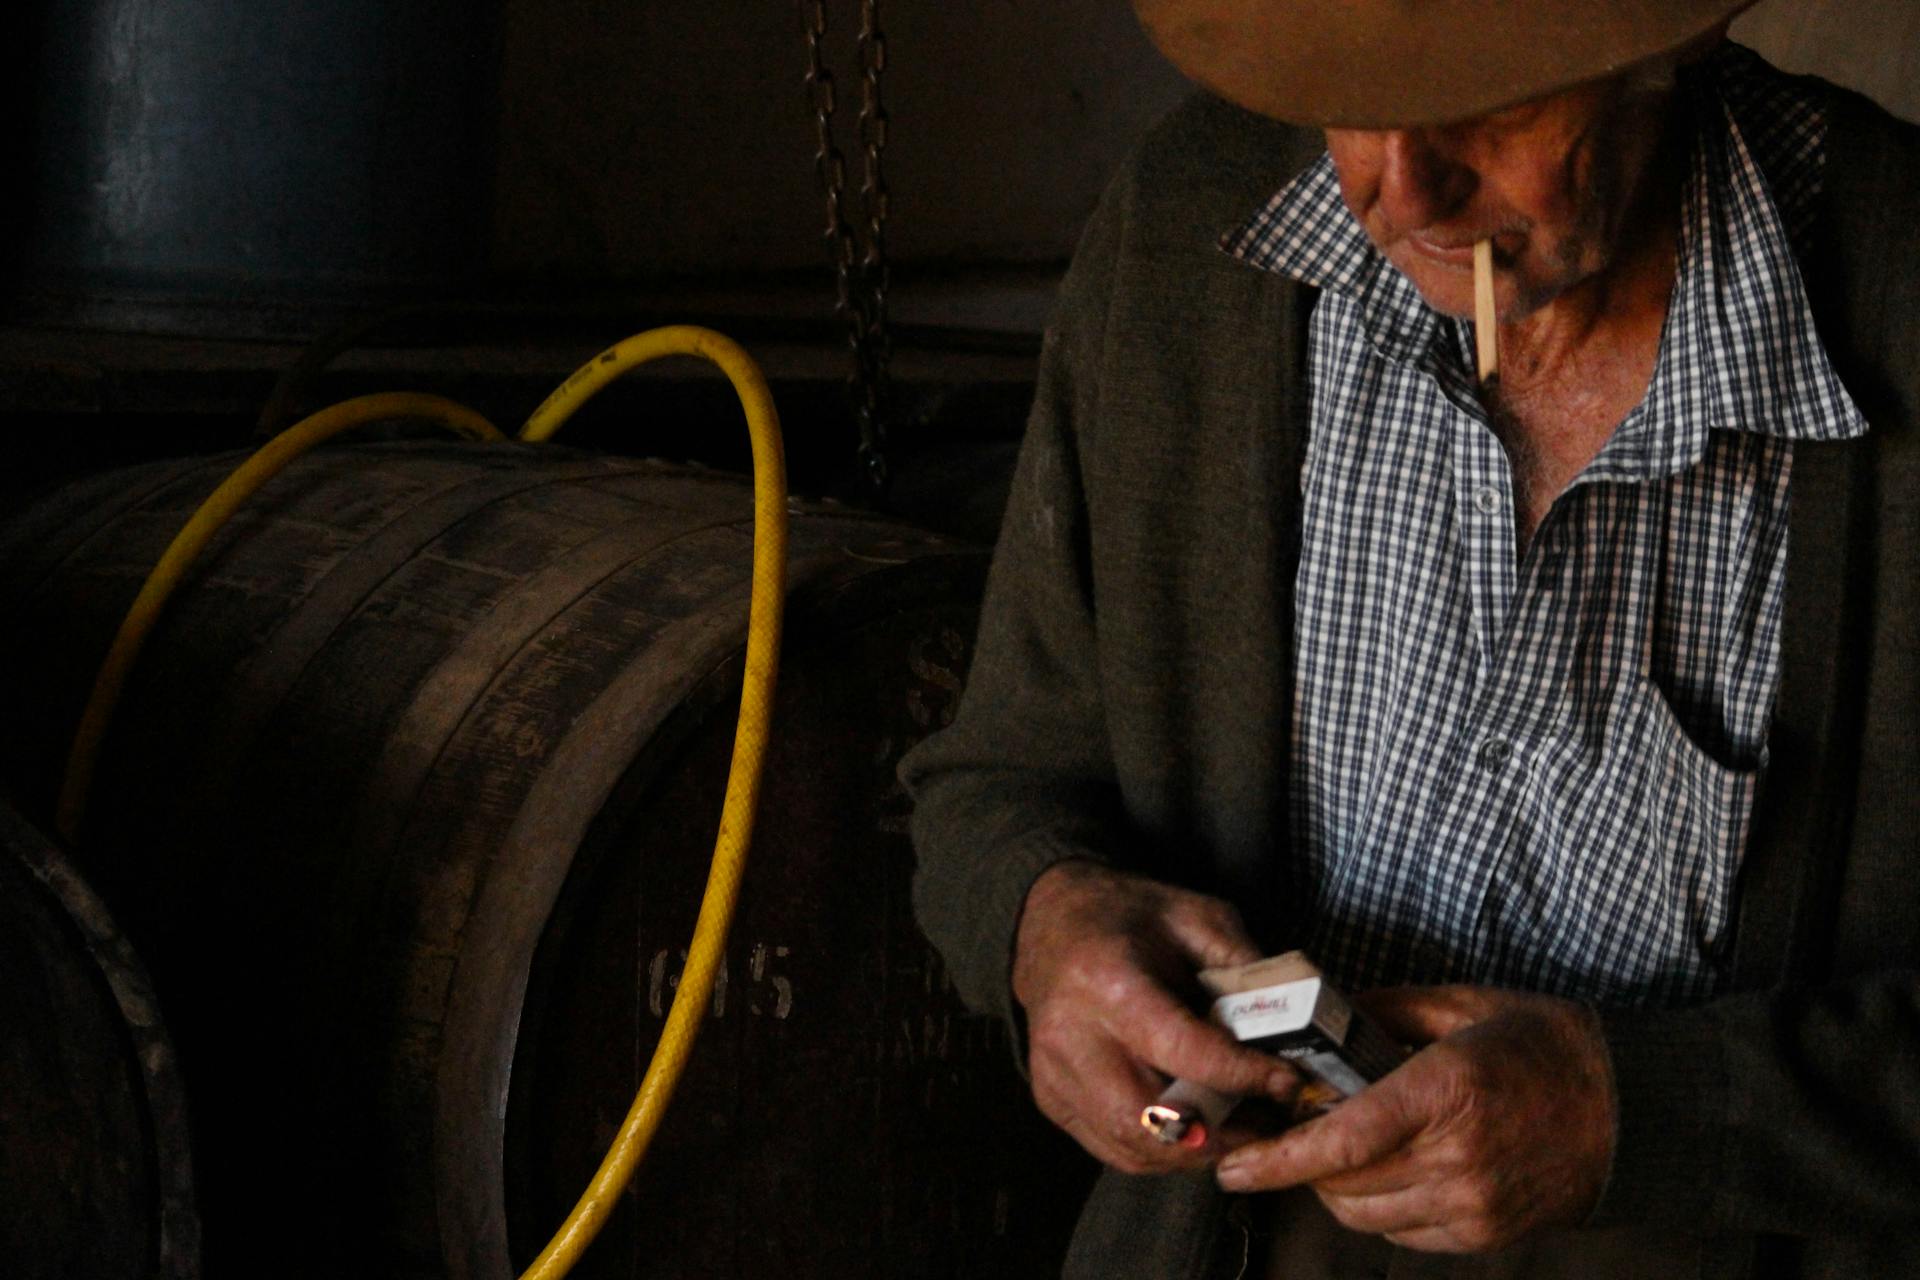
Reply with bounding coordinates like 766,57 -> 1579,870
1472,485 -> 1502,515
1478,737 -> 1513,772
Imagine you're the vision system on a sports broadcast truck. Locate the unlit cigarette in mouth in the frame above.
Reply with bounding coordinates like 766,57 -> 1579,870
1474,238 -> 1498,384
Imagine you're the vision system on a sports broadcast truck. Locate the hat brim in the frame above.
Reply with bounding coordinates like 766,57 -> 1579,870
1134,0 -> 1763,128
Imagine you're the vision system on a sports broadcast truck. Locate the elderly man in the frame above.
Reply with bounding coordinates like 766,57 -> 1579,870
902,1 -> 1920,1277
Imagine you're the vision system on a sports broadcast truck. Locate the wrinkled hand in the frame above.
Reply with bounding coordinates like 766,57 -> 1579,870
1012,860 -> 1298,1173
1215,986 -> 1616,1253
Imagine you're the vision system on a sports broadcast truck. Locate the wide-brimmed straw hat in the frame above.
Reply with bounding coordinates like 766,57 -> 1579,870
1133,0 -> 1764,128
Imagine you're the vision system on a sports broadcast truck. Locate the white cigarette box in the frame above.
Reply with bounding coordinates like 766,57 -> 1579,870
1198,952 -> 1406,1098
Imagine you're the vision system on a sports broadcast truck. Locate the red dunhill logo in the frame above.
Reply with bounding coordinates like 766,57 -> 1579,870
1224,993 -> 1294,1020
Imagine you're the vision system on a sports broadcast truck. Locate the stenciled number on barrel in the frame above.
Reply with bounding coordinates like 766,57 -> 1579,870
646,941 -> 794,1020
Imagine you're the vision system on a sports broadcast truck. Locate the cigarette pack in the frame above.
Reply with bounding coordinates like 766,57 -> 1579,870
1197,952 -> 1405,1098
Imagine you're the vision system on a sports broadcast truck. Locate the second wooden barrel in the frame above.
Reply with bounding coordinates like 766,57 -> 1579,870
0,797 -> 199,1280
0,440 -> 1093,1278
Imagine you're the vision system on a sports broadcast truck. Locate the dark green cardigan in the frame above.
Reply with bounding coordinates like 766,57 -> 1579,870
902,76 -> 1920,1280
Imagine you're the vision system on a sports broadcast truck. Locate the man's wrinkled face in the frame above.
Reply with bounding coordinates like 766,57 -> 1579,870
1324,75 -> 1675,321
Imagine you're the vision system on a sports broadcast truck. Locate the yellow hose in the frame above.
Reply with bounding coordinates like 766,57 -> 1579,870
54,327 -> 789,1280
55,393 -> 503,843
513,325 -> 788,1280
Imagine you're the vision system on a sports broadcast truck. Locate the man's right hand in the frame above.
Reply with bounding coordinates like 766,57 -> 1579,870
1011,859 -> 1300,1172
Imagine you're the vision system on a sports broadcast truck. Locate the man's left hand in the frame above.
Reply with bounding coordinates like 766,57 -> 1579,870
1213,986 -> 1616,1253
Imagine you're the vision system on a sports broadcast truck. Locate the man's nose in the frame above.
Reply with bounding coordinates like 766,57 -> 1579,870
1376,130 -> 1475,232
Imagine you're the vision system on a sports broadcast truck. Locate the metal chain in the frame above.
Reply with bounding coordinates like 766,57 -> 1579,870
853,0 -> 891,493
802,0 -> 892,496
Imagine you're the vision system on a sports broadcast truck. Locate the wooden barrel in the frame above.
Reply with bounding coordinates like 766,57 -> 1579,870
0,440 -> 1092,1279
0,797 -> 200,1280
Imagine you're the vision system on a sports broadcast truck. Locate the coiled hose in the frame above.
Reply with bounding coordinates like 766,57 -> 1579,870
54,326 -> 790,1280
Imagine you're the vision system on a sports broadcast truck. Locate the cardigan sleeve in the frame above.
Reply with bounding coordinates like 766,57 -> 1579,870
1590,88 -> 1920,1241
1592,973 -> 1920,1236
897,175 -> 1136,1041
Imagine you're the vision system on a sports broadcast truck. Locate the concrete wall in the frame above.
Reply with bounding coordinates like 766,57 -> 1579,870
486,1 -> 1918,285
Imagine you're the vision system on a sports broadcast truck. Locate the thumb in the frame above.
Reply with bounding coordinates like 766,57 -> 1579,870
1218,1068 -> 1425,1189
1132,992 -> 1299,1100
1355,985 -> 1494,1045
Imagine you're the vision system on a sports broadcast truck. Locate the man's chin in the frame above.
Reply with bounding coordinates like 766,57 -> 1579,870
1385,251 -> 1477,320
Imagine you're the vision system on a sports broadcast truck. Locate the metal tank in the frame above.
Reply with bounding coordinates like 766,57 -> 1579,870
10,0 -> 499,335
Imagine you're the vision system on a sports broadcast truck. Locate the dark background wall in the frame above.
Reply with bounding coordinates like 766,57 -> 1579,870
480,0 -> 1920,290
4,0 -> 1917,522
9,0 -> 1917,329
488,0 -> 1188,282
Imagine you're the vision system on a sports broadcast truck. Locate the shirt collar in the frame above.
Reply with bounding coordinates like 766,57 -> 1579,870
1595,73 -> 1867,481
1221,152 -> 1443,368
1220,45 -> 1867,476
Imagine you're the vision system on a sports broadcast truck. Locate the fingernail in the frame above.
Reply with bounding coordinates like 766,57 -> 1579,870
1216,1157 -> 1252,1191
1268,1070 -> 1299,1098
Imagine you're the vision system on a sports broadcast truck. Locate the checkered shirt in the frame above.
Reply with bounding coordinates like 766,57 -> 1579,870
1221,45 -> 1867,1007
